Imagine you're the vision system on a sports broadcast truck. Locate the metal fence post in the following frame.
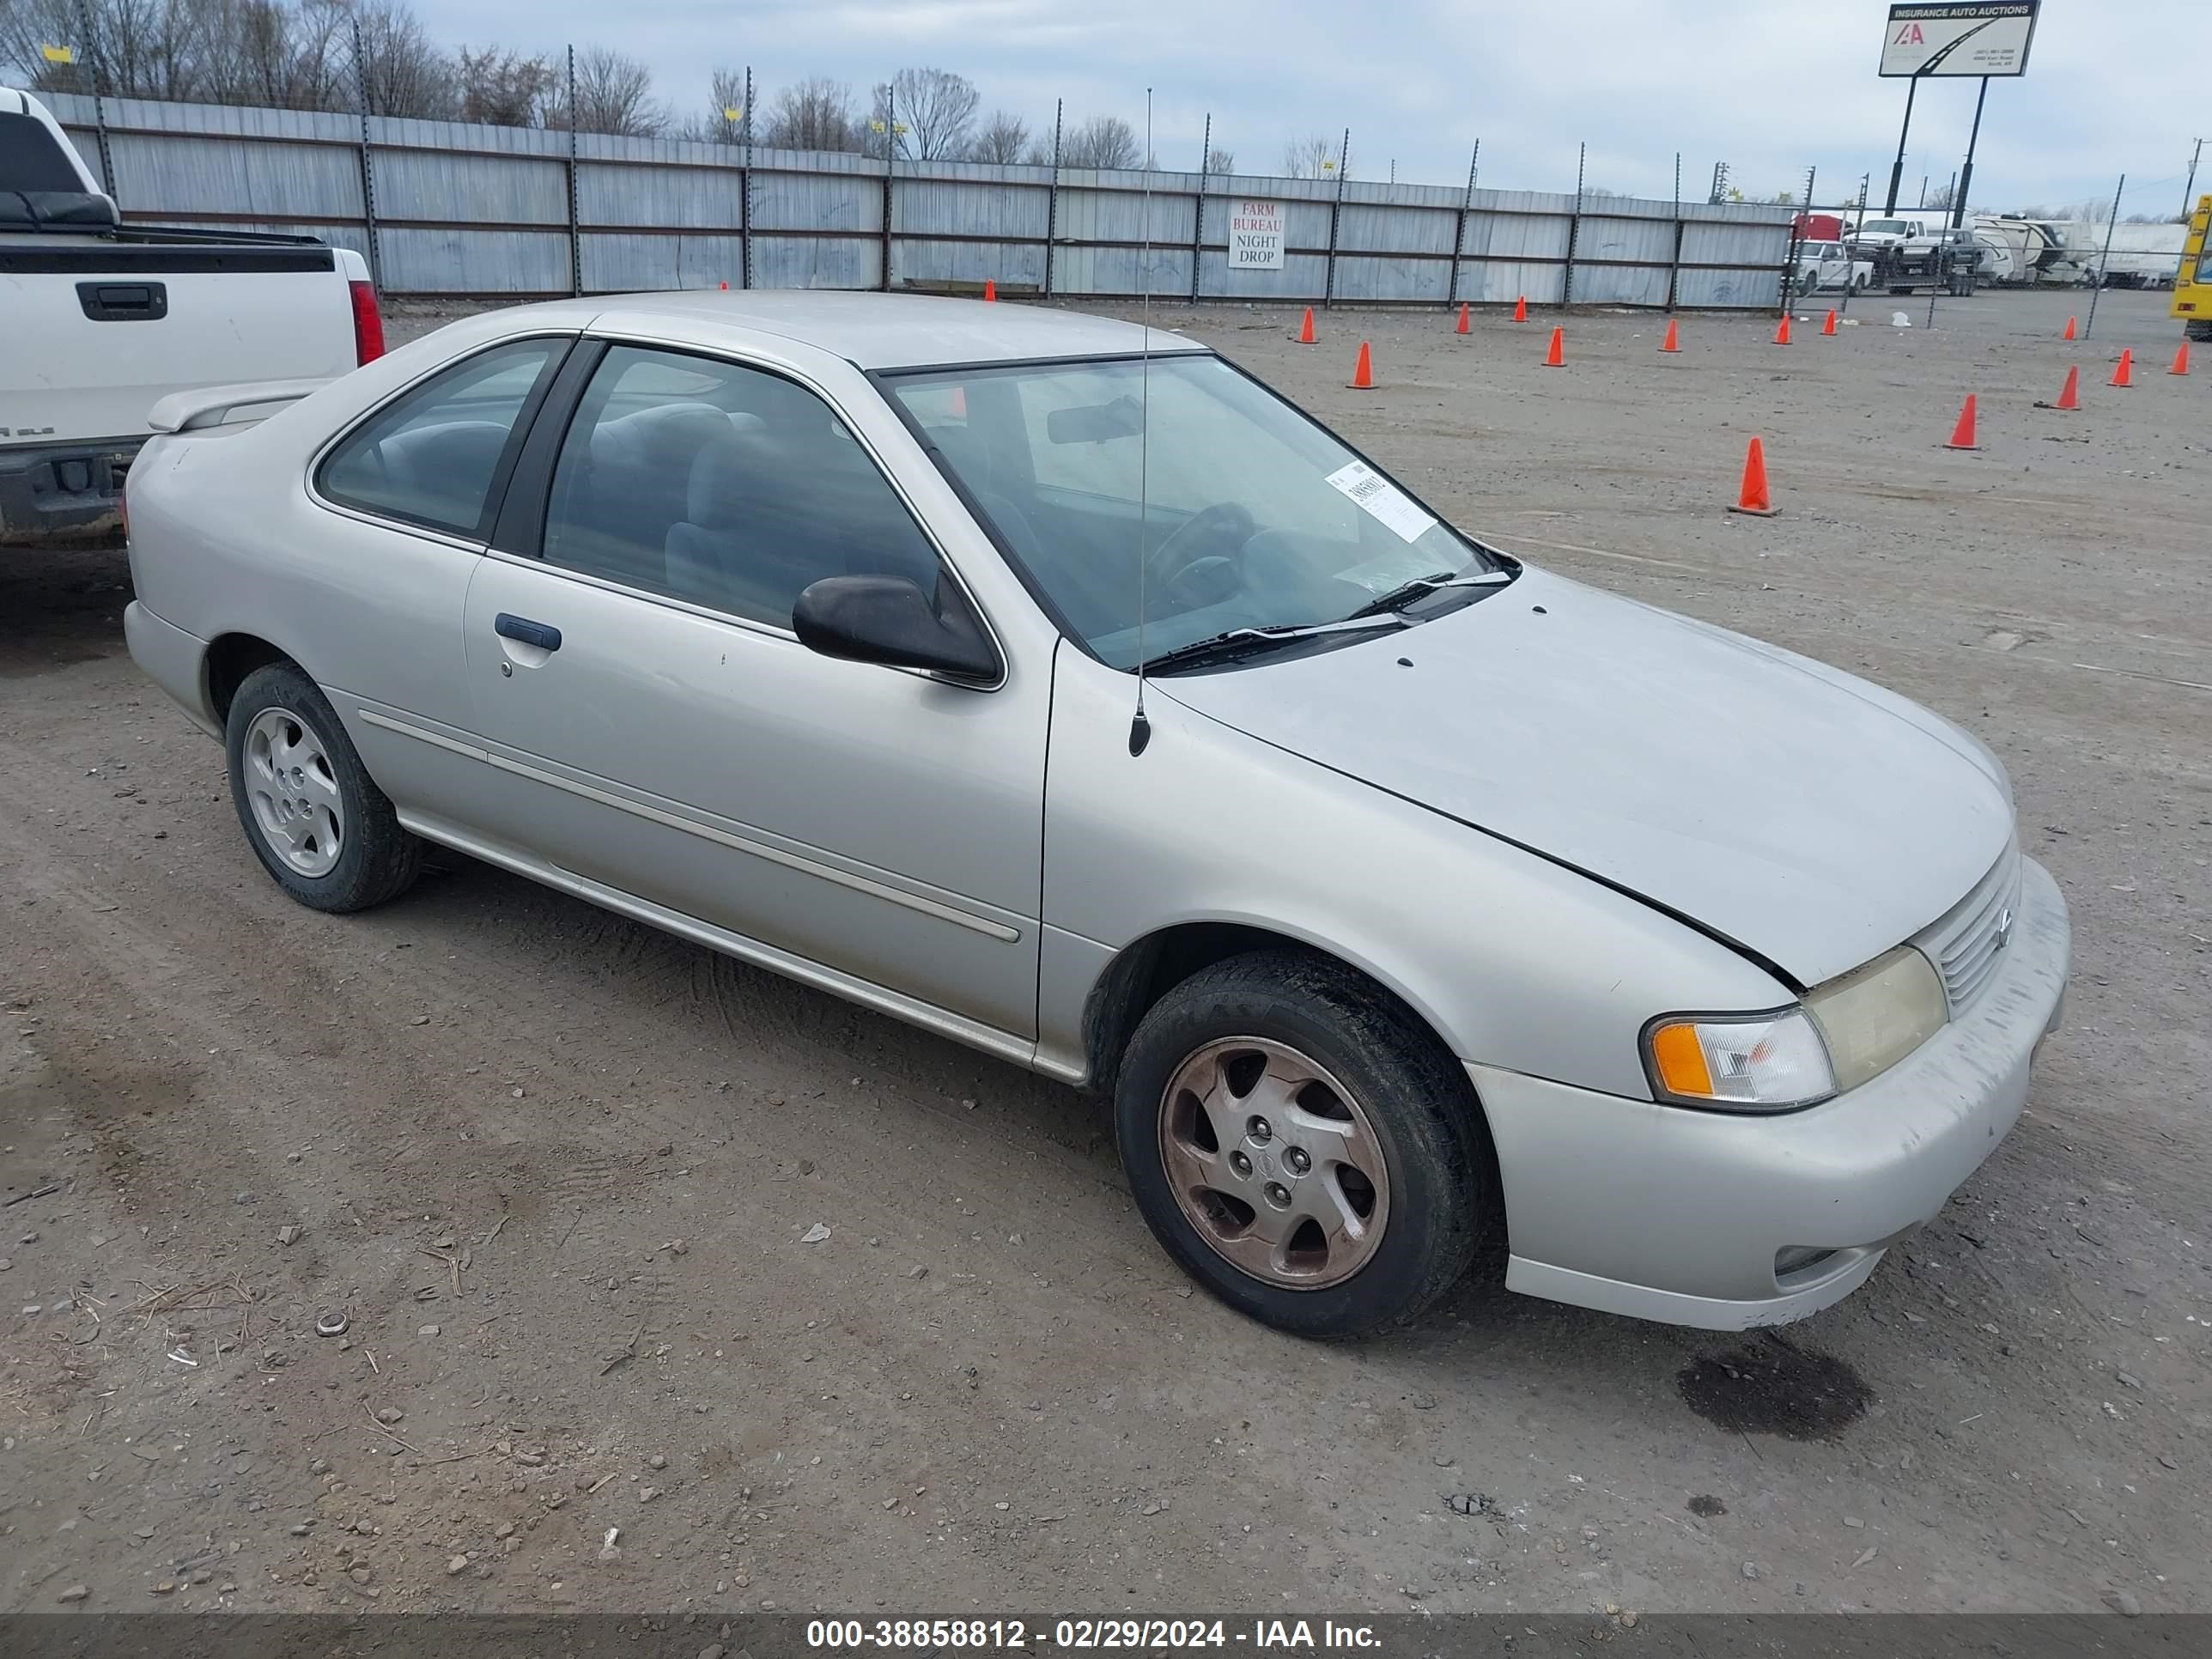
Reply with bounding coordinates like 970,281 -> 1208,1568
880,82 -> 895,292
1043,99 -> 1061,299
741,66 -> 753,290
1191,112 -> 1209,303
1448,139 -> 1477,308
349,20 -> 382,288
1666,152 -> 1682,312
70,0 -> 116,199
566,46 -> 581,297
2083,173 -> 2124,339
1323,127 -> 1348,307
1562,141 -> 1584,306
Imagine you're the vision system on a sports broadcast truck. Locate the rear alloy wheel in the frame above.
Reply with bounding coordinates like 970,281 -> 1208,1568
1115,950 -> 1492,1336
225,662 -> 421,913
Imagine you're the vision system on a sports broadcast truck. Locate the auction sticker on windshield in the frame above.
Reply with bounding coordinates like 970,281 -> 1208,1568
1324,459 -> 1437,543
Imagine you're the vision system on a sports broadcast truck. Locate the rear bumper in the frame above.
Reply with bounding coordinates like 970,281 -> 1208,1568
124,600 -> 220,736
1475,856 -> 2070,1330
0,435 -> 143,545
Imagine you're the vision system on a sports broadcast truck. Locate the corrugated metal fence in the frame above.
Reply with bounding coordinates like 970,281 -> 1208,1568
46,93 -> 1797,310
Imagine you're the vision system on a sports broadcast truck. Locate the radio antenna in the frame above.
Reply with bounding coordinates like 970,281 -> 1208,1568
1128,86 -> 1156,757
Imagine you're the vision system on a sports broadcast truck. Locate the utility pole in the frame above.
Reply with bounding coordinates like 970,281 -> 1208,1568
2184,138 -> 2205,220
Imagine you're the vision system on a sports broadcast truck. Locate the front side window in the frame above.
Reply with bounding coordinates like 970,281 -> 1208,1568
887,354 -> 1503,669
318,337 -> 562,538
541,344 -> 941,629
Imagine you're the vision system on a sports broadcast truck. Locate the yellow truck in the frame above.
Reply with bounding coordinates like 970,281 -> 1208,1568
2177,193 -> 2212,341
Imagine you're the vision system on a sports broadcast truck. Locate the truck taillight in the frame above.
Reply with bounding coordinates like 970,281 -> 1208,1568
349,279 -> 386,365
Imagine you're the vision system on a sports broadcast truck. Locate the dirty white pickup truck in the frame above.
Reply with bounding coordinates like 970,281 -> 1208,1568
1,86 -> 381,544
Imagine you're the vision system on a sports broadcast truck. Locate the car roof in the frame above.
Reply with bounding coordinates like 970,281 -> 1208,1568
511,289 -> 1207,372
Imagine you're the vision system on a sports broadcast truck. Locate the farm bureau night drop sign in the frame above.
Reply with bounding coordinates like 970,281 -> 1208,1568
1230,200 -> 1286,270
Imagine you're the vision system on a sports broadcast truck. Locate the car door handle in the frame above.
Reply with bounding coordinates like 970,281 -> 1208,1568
494,613 -> 562,652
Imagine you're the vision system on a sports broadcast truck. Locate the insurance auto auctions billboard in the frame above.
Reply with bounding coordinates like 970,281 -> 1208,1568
1880,3 -> 2039,76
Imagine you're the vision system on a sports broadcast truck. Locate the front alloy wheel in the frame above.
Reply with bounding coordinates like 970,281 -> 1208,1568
1158,1037 -> 1390,1289
1115,949 -> 1494,1337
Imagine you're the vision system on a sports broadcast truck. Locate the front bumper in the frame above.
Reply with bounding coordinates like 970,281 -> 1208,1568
1474,855 -> 2069,1330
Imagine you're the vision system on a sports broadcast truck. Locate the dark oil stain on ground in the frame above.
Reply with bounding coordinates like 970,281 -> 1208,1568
1686,1494 -> 1729,1516
1677,1335 -> 1873,1440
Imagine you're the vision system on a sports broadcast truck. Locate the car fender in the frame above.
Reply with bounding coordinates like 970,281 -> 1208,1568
1038,647 -> 1791,1102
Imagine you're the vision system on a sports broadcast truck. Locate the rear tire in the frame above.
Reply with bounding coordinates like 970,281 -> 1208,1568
225,662 -> 421,913
1114,950 -> 1493,1337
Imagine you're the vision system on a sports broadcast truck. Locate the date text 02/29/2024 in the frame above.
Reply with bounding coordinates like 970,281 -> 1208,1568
805,1620 -> 1383,1650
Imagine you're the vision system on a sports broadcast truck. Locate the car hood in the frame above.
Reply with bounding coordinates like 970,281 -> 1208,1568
1157,568 -> 2012,988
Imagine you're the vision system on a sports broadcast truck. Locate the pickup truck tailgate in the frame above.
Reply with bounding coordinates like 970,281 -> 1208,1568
0,241 -> 362,448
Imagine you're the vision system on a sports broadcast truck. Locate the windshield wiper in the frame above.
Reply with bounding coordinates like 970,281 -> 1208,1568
1137,614 -> 1406,675
1346,568 -> 1514,620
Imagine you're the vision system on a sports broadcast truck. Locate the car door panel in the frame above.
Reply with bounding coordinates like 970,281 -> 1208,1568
450,340 -> 1047,1040
458,558 -> 1042,1036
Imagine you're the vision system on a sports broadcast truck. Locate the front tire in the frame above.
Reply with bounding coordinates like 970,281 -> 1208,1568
1114,950 -> 1493,1337
225,661 -> 421,913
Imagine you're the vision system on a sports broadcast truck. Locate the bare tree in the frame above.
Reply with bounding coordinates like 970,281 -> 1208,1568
968,107 -> 1029,164
1923,179 -> 1957,211
1060,112 -> 1138,169
346,0 -> 456,118
690,65 -> 745,143
1281,132 -> 1334,179
455,43 -> 554,126
0,0 -> 217,100
759,76 -> 858,151
201,0 -> 350,110
543,44 -> 664,136
865,66 -> 975,161
1205,145 -> 1234,174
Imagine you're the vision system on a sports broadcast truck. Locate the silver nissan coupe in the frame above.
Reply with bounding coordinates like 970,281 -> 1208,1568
122,293 -> 2069,1337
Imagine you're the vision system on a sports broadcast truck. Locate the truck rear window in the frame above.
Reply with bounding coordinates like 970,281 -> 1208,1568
0,112 -> 86,192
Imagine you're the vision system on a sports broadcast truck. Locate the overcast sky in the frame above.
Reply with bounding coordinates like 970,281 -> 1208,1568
427,0 -> 2197,216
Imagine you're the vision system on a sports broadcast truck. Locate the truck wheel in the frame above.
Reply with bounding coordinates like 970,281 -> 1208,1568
2189,319 -> 2212,343
1114,950 -> 1493,1337
225,662 -> 421,913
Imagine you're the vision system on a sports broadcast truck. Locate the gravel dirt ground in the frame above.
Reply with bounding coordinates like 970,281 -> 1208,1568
1,285 -> 2205,1620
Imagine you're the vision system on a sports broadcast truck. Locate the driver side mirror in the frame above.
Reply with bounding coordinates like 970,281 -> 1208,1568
792,574 -> 1000,684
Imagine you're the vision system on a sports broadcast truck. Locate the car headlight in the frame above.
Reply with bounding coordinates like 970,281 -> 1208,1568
1644,946 -> 1948,1112
1804,945 -> 1948,1093
1644,1008 -> 1835,1112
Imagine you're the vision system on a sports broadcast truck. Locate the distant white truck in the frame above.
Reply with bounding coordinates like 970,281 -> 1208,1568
1,86 -> 382,544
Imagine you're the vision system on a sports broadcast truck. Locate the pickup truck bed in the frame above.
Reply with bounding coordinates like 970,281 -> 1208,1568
2,87 -> 379,545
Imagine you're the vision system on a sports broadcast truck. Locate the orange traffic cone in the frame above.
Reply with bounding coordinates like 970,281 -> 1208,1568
1943,393 -> 1980,451
2172,340 -> 2192,375
2111,349 -> 2134,387
1661,318 -> 1680,353
1455,302 -> 1471,334
2062,315 -> 2077,340
2038,365 -> 2081,410
1295,307 -> 1316,344
1348,340 -> 1375,389
1822,308 -> 1838,336
983,278 -> 997,302
1728,437 -> 1777,516
720,280 -> 728,290
1513,295 -> 1528,323
1774,313 -> 1793,346
1542,325 -> 1565,367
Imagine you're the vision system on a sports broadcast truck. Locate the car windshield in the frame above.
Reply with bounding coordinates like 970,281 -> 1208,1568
885,353 -> 1504,669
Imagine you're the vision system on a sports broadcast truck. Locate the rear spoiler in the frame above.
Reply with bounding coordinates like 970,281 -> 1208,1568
148,378 -> 331,434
